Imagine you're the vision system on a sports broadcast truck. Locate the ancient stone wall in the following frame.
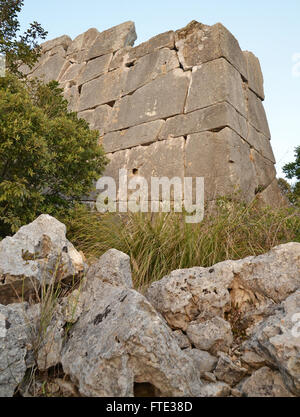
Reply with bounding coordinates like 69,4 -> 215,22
21,20 -> 285,207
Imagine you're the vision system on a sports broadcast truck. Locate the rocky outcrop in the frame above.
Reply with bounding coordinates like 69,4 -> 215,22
22,20 -> 285,208
0,217 -> 299,397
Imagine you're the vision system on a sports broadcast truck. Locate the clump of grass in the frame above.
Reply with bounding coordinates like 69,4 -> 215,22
63,199 -> 300,290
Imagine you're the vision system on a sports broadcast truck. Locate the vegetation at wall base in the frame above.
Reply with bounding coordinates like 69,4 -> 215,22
64,198 -> 300,290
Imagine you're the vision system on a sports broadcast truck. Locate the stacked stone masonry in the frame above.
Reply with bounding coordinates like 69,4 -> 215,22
23,20 -> 285,207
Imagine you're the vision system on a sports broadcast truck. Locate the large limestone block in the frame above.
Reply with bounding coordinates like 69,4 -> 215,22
78,53 -> 112,86
58,62 -> 85,83
0,215 -> 85,305
247,125 -> 275,163
159,102 -> 248,140
256,178 -> 288,208
102,120 -> 164,153
31,54 -> 67,83
175,21 -> 247,78
123,48 -> 179,95
63,84 -> 80,112
185,128 -> 258,201
185,58 -> 246,117
78,68 -> 126,111
77,104 -> 112,135
66,28 -> 99,62
107,69 -> 190,131
61,272 -> 202,396
127,30 -> 175,62
102,137 -> 185,202
251,149 -> 276,191
247,89 -> 271,138
41,35 -> 72,53
243,51 -> 265,100
87,21 -> 137,60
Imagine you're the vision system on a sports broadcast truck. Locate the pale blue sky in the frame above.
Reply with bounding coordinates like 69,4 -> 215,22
19,0 -> 300,179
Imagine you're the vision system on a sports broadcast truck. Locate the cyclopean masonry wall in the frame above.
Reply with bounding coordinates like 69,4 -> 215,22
21,20 -> 286,207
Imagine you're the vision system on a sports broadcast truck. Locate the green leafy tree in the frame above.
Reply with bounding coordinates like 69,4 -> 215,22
0,74 -> 108,236
0,0 -> 48,75
283,146 -> 300,205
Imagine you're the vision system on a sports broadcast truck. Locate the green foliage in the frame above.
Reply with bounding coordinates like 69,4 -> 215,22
0,0 -> 48,75
0,74 -> 108,237
64,199 -> 300,290
283,146 -> 300,205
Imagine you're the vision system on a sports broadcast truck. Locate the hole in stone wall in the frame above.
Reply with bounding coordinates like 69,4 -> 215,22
125,61 -> 135,68
106,100 -> 116,108
78,85 -> 82,94
134,382 -> 160,397
132,168 -> 138,175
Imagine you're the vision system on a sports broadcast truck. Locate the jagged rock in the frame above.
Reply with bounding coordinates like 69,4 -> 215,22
85,248 -> 133,288
238,367 -> 293,397
172,330 -> 191,349
87,21 -> 137,60
146,243 -> 300,331
0,214 -> 85,305
0,302 -> 37,397
61,271 -> 203,397
214,352 -> 248,386
184,348 -> 218,373
186,318 -> 233,355
246,290 -> 300,395
198,381 -> 231,397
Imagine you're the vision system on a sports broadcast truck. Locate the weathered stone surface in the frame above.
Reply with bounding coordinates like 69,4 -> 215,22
58,62 -> 85,83
185,58 -> 246,117
175,21 -> 247,78
123,48 -> 179,95
198,381 -> 231,397
185,128 -> 258,202
41,35 -> 72,53
238,367 -> 293,397
256,178 -> 288,208
63,84 -> 80,112
243,51 -> 265,100
49,45 -> 66,57
247,89 -> 271,138
246,290 -> 300,395
185,349 -> 218,373
78,68 -> 126,111
0,215 -> 85,305
107,69 -> 190,131
0,302 -> 36,396
247,124 -> 275,163
77,104 -> 112,135
66,28 -> 99,62
127,30 -> 175,62
186,318 -> 233,355
159,102 -> 248,140
86,249 -> 133,288
251,148 -> 276,191
102,120 -> 164,153
78,53 -> 112,85
31,54 -> 67,83
87,21 -> 137,60
61,271 -> 203,397
214,353 -> 248,386
172,330 -> 191,349
146,243 -> 300,332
